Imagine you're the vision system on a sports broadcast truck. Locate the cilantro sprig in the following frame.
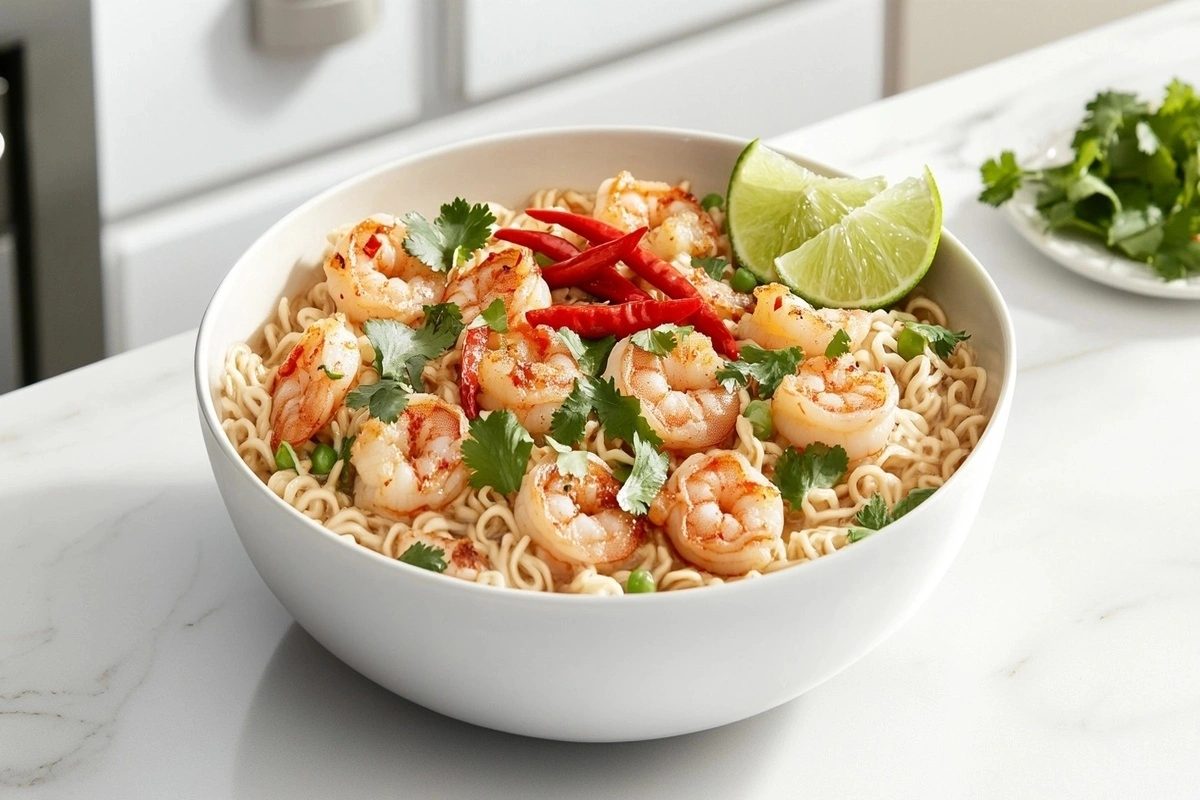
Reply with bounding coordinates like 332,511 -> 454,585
462,410 -> 534,495
616,433 -> 669,515
772,442 -> 849,510
403,198 -> 496,272
847,488 -> 936,543
631,324 -> 693,357
346,304 -> 465,422
693,256 -> 729,280
480,298 -> 508,333
898,321 -> 970,360
556,328 -> 616,376
717,344 -> 804,398
550,376 -> 664,449
980,79 -> 1200,280
398,541 -> 448,573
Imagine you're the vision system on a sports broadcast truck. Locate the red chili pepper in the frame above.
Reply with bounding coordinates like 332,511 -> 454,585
459,326 -> 490,419
523,208 -> 739,358
540,227 -> 646,289
362,234 -> 381,259
494,228 -> 580,262
494,226 -> 649,303
524,209 -> 699,300
526,298 -> 702,339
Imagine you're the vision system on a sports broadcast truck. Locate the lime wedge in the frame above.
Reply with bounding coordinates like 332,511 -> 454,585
727,139 -> 886,282
774,167 -> 943,309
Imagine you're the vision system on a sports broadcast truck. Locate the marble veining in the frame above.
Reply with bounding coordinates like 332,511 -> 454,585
3,4 -> 1200,797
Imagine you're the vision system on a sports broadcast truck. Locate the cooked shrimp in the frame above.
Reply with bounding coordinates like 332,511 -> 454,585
270,313 -> 360,448
604,329 -> 738,452
324,213 -> 446,325
773,354 -> 899,461
393,529 -> 489,581
683,263 -> 752,322
594,171 -> 720,262
444,243 -> 550,327
649,450 -> 783,576
514,453 -> 645,572
737,283 -> 870,355
477,327 -> 583,435
351,394 -> 470,517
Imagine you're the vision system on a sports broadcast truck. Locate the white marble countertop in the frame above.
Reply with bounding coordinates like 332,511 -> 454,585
5,4 -> 1200,796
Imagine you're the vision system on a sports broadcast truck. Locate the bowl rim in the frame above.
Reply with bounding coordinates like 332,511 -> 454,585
194,124 -> 1017,604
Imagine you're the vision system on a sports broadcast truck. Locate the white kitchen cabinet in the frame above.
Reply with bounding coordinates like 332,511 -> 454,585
91,0 -> 423,218
103,0 -> 883,352
462,0 -> 787,100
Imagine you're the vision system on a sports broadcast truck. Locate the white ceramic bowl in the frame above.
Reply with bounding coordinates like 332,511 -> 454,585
196,128 -> 1016,742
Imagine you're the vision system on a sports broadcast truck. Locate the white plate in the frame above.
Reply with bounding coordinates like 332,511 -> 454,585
1003,134 -> 1200,299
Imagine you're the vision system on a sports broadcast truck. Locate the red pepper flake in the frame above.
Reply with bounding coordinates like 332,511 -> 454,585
363,235 -> 382,259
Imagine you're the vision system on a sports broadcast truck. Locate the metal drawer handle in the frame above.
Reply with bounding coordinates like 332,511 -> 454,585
253,0 -> 380,55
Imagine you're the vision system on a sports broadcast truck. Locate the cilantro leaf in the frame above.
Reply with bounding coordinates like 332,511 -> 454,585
978,151 -> 1027,206
556,328 -> 616,377
892,487 -> 935,520
361,305 -> 464,393
855,494 -> 890,530
398,542 -> 447,573
1074,91 -> 1150,152
545,436 -> 589,480
345,378 -> 409,423
700,193 -> 724,212
617,433 -> 669,515
1152,202 -> 1200,279
772,443 -> 849,510
550,378 -> 596,446
402,198 -> 496,272
693,256 -> 729,280
1108,206 -> 1165,259
480,298 -> 508,333
846,528 -> 873,544
337,435 -> 356,493
631,324 -> 693,357
590,376 -> 663,447
716,344 -> 804,398
824,329 -> 852,358
462,410 -> 533,495
903,322 -> 970,360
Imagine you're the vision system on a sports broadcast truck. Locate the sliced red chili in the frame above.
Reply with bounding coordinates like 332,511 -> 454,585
526,298 -> 702,339
459,326 -> 490,419
362,234 -> 382,259
540,227 -> 646,289
581,272 -> 650,303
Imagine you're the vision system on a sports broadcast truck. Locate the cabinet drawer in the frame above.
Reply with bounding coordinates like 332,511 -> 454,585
92,0 -> 422,218
462,0 -> 786,100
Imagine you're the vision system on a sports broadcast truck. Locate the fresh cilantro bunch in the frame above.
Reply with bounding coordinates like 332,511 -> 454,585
980,79 -> 1200,279
847,488 -> 935,543
345,304 -> 465,422
403,198 -> 496,272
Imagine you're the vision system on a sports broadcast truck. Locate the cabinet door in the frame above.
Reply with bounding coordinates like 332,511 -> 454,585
104,0 -> 883,352
92,0 -> 423,218
462,0 -> 787,100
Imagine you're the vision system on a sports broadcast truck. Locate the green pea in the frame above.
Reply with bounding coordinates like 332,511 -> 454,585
730,267 -> 758,294
627,568 -> 657,594
274,441 -> 298,472
311,443 -> 338,475
743,399 -> 773,440
897,325 -> 928,361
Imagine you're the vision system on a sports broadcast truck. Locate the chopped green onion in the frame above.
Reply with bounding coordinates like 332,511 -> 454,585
274,441 -> 298,472
318,364 -> 344,380
310,443 -> 337,475
730,267 -> 758,294
626,568 -> 657,593
700,193 -> 724,212
743,399 -> 773,440
897,326 -> 927,360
